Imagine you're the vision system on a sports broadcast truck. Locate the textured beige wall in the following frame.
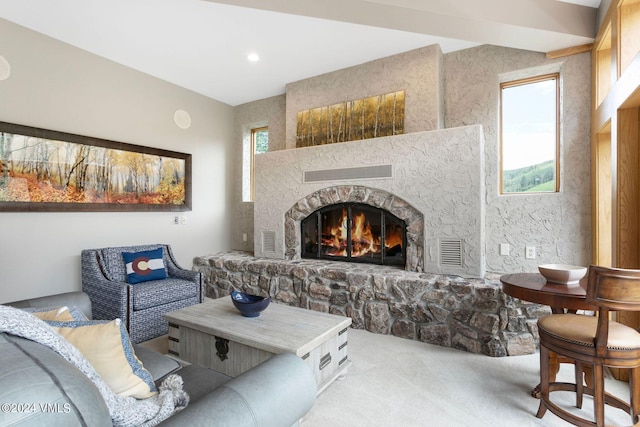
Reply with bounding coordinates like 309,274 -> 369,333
237,44 -> 591,277
284,44 -> 444,148
444,45 -> 591,274
0,18 -> 234,302
232,95 -> 286,251
233,45 -> 446,256
254,126 -> 485,277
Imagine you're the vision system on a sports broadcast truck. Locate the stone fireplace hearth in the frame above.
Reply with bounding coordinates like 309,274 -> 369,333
194,252 -> 545,357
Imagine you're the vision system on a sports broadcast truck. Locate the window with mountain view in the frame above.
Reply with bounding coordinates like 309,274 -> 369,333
500,73 -> 559,194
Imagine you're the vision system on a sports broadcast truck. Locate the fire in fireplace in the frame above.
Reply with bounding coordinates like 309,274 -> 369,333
301,203 -> 406,266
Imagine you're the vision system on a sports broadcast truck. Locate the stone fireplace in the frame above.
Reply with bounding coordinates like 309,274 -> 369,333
227,123 -> 524,355
219,43 -> 590,357
198,124 -> 544,357
254,125 -> 486,278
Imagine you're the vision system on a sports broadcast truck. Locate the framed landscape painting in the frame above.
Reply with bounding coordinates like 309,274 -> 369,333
0,121 -> 191,212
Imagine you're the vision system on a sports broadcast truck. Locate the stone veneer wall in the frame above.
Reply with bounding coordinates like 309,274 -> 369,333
284,185 -> 424,272
194,252 -> 550,357
284,44 -> 443,149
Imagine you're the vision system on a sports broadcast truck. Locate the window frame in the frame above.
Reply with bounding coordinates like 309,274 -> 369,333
499,73 -> 560,195
250,126 -> 268,201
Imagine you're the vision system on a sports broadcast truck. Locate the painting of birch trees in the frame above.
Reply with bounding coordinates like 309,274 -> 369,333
296,90 -> 405,148
0,122 -> 191,211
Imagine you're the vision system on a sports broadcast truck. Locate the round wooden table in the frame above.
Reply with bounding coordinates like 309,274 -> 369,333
500,272 -> 596,314
500,272 -> 595,397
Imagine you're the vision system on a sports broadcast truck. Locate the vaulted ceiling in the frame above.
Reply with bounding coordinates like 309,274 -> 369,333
0,0 -> 601,105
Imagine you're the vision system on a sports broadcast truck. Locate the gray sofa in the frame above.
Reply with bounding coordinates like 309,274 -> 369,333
1,291 -> 316,426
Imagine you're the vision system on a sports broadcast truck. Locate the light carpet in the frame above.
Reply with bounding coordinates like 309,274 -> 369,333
301,329 -> 632,427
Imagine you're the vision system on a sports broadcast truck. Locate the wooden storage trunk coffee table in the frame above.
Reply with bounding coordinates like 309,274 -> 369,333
164,297 -> 352,394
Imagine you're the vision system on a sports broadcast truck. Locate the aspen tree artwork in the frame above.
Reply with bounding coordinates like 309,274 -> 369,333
0,122 -> 191,211
296,90 -> 405,147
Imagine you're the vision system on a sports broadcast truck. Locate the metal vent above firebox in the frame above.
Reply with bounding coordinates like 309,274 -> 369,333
439,238 -> 463,267
304,164 -> 393,183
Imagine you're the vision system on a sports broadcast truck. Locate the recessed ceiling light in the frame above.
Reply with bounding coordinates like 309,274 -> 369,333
247,53 -> 260,62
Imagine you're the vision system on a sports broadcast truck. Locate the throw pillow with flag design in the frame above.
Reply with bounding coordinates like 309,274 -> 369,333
122,247 -> 168,284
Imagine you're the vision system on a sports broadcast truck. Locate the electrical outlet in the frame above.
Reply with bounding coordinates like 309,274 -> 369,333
242,233 -> 248,242
174,216 -> 179,225
180,216 -> 188,225
525,246 -> 536,259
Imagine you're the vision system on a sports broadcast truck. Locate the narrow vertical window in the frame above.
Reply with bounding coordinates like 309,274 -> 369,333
500,74 -> 559,194
250,126 -> 268,201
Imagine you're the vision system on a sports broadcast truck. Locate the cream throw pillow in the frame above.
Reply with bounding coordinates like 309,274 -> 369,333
27,306 -> 87,322
32,307 -> 76,321
49,319 -> 157,399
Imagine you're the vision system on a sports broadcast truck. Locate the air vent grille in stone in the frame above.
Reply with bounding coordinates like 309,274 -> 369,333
262,231 -> 276,253
439,239 -> 463,267
304,165 -> 392,183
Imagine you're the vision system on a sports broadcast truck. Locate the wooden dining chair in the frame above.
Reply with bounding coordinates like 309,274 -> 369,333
536,265 -> 640,427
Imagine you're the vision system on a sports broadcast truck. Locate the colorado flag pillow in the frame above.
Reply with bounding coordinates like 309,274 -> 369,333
122,248 -> 167,284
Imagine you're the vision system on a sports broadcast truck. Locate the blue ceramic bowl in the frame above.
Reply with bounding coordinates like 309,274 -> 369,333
231,290 -> 271,317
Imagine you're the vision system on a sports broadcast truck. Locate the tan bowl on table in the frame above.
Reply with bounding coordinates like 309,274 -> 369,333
538,264 -> 587,285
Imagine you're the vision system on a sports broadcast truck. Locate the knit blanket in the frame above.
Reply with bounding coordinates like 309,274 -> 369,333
0,305 -> 189,427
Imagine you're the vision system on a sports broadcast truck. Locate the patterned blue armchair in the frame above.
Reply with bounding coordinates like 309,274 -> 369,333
81,244 -> 203,343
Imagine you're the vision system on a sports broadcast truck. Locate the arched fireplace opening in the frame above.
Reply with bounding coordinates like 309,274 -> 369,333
284,185 -> 424,272
301,202 -> 407,266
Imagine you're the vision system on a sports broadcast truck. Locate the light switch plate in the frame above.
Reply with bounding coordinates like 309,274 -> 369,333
499,243 -> 510,256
